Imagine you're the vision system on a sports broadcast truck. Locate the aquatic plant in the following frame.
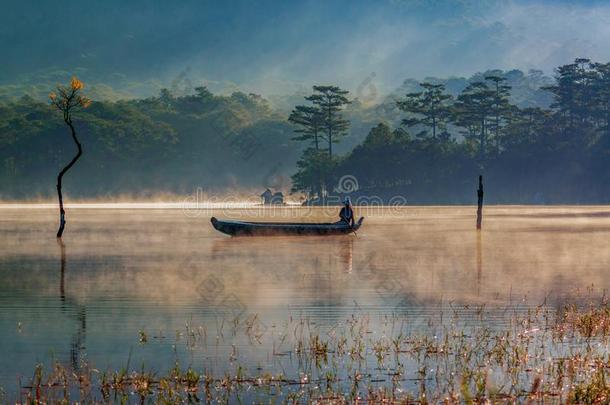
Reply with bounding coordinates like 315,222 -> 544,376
11,300 -> 610,404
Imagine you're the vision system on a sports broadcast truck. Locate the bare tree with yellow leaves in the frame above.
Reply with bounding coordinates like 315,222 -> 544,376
49,77 -> 91,238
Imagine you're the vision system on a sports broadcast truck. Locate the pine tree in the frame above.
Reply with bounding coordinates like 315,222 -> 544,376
396,82 -> 453,140
306,86 -> 351,157
288,105 -> 325,150
543,58 -> 597,130
484,75 -> 512,148
453,82 -> 496,166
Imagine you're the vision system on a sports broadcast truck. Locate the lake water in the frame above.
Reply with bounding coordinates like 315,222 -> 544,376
1,204 -> 610,400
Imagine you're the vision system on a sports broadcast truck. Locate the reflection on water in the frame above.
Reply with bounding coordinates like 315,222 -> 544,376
476,230 -> 482,296
58,239 -> 87,372
1,205 -> 610,395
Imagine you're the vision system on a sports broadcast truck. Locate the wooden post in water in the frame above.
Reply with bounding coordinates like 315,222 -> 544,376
476,175 -> 484,230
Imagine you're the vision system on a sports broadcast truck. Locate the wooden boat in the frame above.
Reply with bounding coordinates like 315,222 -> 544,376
211,216 -> 364,236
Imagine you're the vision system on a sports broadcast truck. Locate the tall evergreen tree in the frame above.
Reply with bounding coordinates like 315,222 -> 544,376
396,82 -> 453,140
484,75 -> 512,148
306,86 -> 351,157
288,105 -> 325,150
544,58 -> 597,130
590,62 -> 610,138
453,82 -> 496,166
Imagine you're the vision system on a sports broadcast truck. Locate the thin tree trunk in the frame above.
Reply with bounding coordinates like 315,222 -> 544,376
479,118 -> 486,166
327,101 -> 333,157
495,82 -> 500,149
56,119 -> 82,238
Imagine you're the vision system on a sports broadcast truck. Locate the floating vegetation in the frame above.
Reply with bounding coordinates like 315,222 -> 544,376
10,300 -> 610,404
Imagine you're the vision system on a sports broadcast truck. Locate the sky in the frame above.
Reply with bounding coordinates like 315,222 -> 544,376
3,0 -> 610,96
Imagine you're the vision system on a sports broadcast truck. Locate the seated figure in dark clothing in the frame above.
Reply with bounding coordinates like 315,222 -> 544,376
339,197 -> 355,226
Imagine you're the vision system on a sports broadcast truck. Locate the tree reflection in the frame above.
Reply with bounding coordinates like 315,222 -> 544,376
58,239 -> 87,371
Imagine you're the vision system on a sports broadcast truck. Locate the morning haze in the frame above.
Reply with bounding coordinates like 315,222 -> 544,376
3,1 -> 610,202
2,1 -> 610,403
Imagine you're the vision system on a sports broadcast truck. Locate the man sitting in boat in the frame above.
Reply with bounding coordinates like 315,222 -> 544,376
339,197 -> 355,226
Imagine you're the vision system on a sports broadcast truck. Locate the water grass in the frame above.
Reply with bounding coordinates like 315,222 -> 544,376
10,299 -> 610,404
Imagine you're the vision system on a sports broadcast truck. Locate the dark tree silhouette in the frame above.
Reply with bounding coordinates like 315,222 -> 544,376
590,62 -> 610,138
396,82 -> 453,140
288,105 -> 325,150
484,75 -> 512,148
288,104 -> 327,197
543,58 -> 596,131
49,77 -> 91,238
306,86 -> 350,157
453,81 -> 496,167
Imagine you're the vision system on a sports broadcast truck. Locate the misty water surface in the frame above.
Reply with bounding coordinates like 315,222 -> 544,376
1,205 -> 609,396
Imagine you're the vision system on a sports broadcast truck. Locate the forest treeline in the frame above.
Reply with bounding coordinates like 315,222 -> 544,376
1,59 -> 610,203
292,58 -> 610,204
0,87 -> 301,198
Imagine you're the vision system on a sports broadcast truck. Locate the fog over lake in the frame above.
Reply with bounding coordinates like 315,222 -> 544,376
2,205 -> 609,398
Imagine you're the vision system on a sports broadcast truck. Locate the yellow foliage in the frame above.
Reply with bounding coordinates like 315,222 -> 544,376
50,76 -> 90,112
70,76 -> 84,91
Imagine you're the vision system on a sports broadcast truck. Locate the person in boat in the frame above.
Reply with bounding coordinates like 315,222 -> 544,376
339,197 -> 355,227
